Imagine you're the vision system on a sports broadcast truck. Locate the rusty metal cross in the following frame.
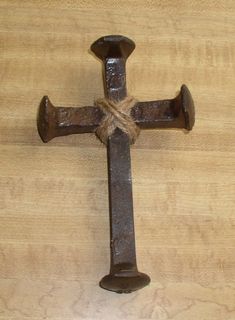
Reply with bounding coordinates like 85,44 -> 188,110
37,35 -> 195,293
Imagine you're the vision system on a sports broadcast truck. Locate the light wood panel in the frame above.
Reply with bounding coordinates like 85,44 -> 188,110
0,1 -> 234,319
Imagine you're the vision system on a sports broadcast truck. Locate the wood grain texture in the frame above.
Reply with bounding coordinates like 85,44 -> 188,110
0,0 -> 235,319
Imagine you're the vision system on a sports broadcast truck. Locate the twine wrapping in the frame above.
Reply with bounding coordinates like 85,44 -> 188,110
95,96 -> 140,145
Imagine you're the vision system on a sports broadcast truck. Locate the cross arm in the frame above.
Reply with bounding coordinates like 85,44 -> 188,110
132,84 -> 195,131
37,96 -> 103,142
37,85 -> 194,143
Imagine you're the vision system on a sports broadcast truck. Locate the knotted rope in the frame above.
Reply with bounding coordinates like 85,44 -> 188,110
95,96 -> 140,145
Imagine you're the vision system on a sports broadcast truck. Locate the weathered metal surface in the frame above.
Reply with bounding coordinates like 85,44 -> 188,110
91,36 -> 150,293
37,35 -> 195,293
38,85 -> 194,143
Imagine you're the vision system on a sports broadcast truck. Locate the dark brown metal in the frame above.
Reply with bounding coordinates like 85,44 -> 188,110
37,35 -> 195,293
38,85 -> 194,143
91,36 -> 150,293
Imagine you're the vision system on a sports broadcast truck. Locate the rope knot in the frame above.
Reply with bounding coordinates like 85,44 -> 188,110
95,96 -> 140,145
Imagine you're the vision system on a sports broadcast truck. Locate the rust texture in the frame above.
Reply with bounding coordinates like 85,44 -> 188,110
37,35 -> 195,293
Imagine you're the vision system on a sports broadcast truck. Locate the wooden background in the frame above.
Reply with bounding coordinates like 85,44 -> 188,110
0,1 -> 235,319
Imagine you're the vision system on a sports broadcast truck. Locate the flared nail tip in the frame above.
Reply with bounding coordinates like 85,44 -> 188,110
99,272 -> 150,293
90,35 -> 135,60
37,96 -> 54,143
181,84 -> 195,130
